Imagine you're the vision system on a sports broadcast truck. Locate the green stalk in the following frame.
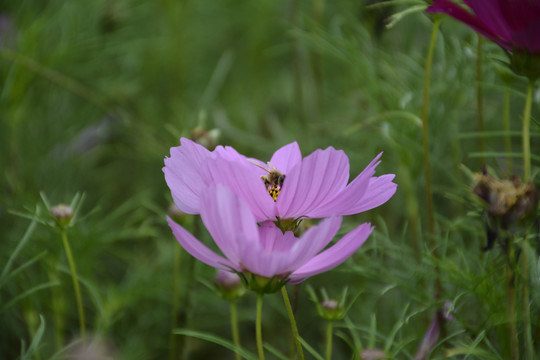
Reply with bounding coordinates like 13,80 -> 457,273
522,79 -> 535,182
476,35 -> 485,163
325,320 -> 333,360
421,16 -> 445,341
281,286 -> 304,360
230,301 -> 242,360
60,229 -> 86,342
256,294 -> 265,360
421,17 -> 440,242
169,245 -> 183,360
506,242 -> 518,360
521,243 -> 534,360
503,86 -> 513,173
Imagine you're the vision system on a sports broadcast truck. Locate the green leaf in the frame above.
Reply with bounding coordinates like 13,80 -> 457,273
174,329 -> 258,360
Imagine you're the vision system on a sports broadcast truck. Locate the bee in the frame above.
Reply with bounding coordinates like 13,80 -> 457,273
248,160 -> 286,201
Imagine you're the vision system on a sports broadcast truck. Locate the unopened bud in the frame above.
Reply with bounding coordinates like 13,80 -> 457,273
322,299 -> 339,310
167,203 -> 187,225
50,204 -> 74,229
443,300 -> 456,322
361,348 -> 386,360
320,299 -> 345,320
214,270 -> 245,300
190,127 -> 220,150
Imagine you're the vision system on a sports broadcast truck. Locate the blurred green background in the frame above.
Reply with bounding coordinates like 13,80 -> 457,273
1,0 -> 538,359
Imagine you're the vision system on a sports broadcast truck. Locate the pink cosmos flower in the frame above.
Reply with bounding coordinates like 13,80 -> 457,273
426,0 -> 540,53
167,184 -> 373,286
164,138 -> 396,222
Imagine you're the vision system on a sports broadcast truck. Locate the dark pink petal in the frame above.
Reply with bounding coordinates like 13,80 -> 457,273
269,142 -> 302,173
307,153 -> 383,218
200,184 -> 260,265
290,223 -> 373,281
163,138 -> 211,214
277,147 -> 350,218
167,216 -> 238,271
200,156 -> 277,221
464,0 -> 512,39
427,0 -> 511,50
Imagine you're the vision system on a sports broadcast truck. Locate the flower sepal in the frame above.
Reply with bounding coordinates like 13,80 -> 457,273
510,51 -> 540,80
239,272 -> 289,294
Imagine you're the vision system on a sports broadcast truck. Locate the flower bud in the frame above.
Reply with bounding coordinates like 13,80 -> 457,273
214,270 -> 245,300
319,299 -> 345,320
443,300 -> 456,322
361,348 -> 386,360
308,287 -> 350,321
50,204 -> 74,229
190,127 -> 220,150
167,203 -> 187,225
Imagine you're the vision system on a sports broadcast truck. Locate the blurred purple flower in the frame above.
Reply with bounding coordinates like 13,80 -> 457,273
414,311 -> 441,360
164,138 -> 396,222
426,0 -> 540,53
0,13 -> 16,48
167,185 -> 373,287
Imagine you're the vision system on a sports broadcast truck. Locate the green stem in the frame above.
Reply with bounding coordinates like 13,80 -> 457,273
506,242 -> 518,360
230,301 -> 242,360
281,286 -> 304,360
60,229 -> 86,342
421,15 -> 445,340
503,86 -> 513,173
476,35 -> 485,163
325,320 -> 333,360
256,294 -> 265,360
421,17 -> 440,242
169,245 -> 183,360
522,80 -> 535,182
522,242 -> 534,360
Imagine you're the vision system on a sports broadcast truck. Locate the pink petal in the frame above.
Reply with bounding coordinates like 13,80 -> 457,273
269,142 -> 302,173
167,216 -> 237,271
288,216 -> 343,269
258,221 -> 296,253
277,147 -> 350,218
239,223 -> 296,277
214,145 -> 246,162
307,153 -> 383,218
290,223 -> 373,282
200,156 -> 277,221
344,174 -> 397,214
163,138 -> 211,214
200,185 -> 260,265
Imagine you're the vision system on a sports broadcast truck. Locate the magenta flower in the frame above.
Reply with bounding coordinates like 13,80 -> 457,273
164,138 -> 396,222
167,185 -> 373,288
426,0 -> 540,54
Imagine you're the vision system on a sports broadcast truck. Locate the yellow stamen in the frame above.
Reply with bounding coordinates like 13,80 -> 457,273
268,186 -> 280,202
